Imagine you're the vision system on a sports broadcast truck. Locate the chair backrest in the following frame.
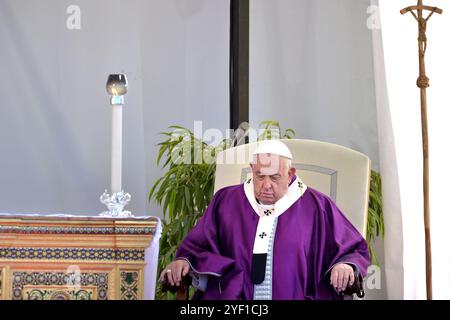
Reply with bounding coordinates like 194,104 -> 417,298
214,139 -> 370,238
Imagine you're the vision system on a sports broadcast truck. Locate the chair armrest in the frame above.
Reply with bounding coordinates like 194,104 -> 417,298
161,274 -> 192,300
339,269 -> 365,298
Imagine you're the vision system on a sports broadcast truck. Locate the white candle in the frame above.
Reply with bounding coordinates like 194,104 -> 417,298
111,104 -> 122,194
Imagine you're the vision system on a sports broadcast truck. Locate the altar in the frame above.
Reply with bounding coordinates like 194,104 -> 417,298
0,214 -> 161,300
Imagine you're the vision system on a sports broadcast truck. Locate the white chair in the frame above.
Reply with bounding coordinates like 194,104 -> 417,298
214,139 -> 371,238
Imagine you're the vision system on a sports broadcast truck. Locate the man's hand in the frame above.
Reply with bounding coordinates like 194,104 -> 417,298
330,263 -> 355,292
159,259 -> 190,287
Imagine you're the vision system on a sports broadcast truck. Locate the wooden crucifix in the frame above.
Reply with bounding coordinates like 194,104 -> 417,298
400,0 -> 442,300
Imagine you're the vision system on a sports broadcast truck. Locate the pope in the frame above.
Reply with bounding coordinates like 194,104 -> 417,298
160,140 -> 370,299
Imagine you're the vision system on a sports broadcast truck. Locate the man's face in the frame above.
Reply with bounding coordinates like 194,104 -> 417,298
250,154 -> 296,205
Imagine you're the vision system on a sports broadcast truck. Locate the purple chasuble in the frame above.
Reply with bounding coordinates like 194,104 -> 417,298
176,180 -> 370,300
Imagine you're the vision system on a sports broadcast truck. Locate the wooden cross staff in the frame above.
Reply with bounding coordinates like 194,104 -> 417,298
400,0 -> 442,300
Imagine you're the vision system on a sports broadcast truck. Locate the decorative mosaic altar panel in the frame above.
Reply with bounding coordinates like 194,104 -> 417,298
0,215 -> 159,300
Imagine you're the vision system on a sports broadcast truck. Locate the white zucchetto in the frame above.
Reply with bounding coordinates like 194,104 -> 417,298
252,140 -> 293,159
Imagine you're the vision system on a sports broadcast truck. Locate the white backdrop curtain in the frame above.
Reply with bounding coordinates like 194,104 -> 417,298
0,0 -> 230,217
249,0 -> 380,169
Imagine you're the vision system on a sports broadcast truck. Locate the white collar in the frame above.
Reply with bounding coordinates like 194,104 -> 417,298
243,175 -> 307,218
